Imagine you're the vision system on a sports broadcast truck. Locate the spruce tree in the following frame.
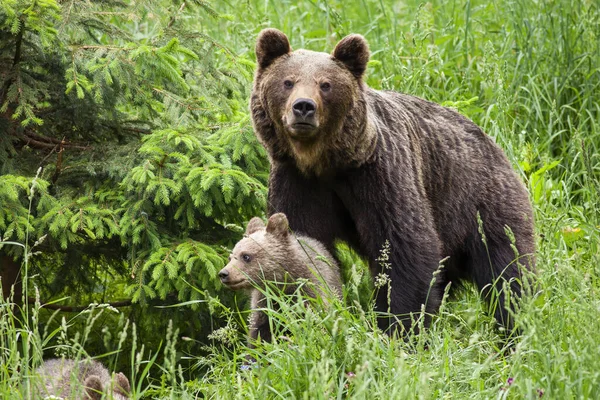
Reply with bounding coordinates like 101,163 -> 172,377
0,0 -> 267,356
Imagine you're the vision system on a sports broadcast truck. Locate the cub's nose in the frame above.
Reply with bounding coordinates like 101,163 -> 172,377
292,98 -> 316,118
218,269 -> 229,282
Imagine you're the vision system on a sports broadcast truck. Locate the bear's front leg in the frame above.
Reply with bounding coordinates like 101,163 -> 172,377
247,309 -> 271,346
248,292 -> 271,347
243,308 -> 269,364
336,163 -> 445,335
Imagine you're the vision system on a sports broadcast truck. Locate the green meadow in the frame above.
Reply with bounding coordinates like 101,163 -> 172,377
1,0 -> 599,398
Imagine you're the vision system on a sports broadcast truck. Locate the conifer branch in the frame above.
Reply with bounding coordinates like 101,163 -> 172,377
0,16 -> 24,108
101,123 -> 152,135
167,2 -> 186,28
12,18 -> 24,68
17,133 -> 89,150
0,0 -> 267,319
29,298 -> 132,312
51,141 -> 64,184
24,131 -> 83,146
74,45 -> 125,51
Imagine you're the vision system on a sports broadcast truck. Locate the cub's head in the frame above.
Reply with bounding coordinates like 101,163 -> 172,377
218,213 -> 291,290
252,29 -> 371,174
84,372 -> 130,400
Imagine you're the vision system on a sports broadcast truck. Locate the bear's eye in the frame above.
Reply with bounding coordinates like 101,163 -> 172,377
242,254 -> 252,263
320,82 -> 331,92
283,80 -> 294,89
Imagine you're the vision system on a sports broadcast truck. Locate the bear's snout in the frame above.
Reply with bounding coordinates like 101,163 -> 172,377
292,98 -> 316,119
218,268 -> 229,282
287,96 -> 319,139
218,265 -> 246,289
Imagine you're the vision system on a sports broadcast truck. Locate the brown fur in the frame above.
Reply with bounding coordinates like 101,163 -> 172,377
219,213 -> 342,344
252,30 -> 377,176
35,358 -> 130,400
251,29 -> 535,333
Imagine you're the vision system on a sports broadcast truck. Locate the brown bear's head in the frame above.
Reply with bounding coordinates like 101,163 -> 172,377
251,29 -> 376,176
218,213 -> 293,290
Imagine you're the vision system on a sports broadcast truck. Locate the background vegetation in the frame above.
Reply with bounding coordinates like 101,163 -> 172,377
1,0 -> 599,398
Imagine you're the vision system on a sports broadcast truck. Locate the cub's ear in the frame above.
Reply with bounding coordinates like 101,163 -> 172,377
246,217 -> 266,235
256,28 -> 291,70
113,372 -> 131,396
83,375 -> 103,400
266,213 -> 289,238
332,34 -> 370,78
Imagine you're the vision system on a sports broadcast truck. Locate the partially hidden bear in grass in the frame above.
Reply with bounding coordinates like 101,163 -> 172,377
35,358 -> 130,399
250,28 -> 535,333
218,213 -> 342,345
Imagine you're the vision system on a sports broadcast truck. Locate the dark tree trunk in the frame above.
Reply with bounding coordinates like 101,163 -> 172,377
1,254 -> 22,303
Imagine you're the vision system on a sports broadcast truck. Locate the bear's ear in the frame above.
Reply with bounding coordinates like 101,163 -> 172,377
246,217 -> 266,235
83,375 -> 103,400
113,372 -> 130,396
266,213 -> 289,238
256,28 -> 291,70
332,34 -> 370,78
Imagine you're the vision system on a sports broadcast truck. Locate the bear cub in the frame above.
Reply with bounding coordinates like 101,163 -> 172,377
36,358 -> 130,400
218,213 -> 342,345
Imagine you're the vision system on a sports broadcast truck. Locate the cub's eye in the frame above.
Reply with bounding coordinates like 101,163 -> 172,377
320,82 -> 331,92
242,254 -> 252,263
283,80 -> 294,89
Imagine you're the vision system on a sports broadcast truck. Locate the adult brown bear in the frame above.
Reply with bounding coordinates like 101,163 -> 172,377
250,28 -> 535,333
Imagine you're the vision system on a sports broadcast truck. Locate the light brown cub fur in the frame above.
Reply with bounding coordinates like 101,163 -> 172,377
36,358 -> 130,400
219,213 -> 342,345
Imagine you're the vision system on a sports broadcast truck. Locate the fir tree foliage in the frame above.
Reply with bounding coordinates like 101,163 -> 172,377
0,0 -> 267,323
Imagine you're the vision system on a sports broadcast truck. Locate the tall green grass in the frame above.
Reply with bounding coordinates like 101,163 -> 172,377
197,0 -> 600,398
2,0 -> 599,398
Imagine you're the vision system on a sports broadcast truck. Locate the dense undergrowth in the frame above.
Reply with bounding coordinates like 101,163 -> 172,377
1,0 -> 599,398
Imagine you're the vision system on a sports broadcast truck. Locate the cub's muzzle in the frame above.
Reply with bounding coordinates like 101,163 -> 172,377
218,268 -> 230,283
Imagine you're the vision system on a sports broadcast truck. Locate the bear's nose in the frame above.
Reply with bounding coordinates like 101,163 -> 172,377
218,269 -> 229,281
292,98 -> 316,118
